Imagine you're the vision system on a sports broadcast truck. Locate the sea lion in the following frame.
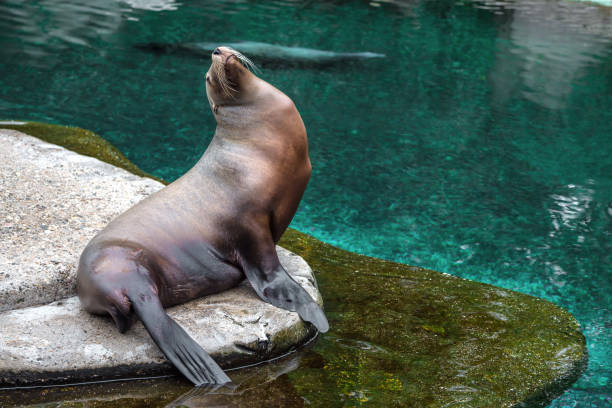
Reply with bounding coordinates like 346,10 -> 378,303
137,41 -> 385,67
76,46 -> 329,386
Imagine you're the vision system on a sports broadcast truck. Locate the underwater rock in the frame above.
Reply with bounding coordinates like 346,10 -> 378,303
0,128 -> 320,386
0,352 -> 308,407
279,228 -> 588,407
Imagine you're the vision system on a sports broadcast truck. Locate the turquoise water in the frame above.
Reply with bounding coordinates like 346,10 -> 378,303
0,0 -> 610,406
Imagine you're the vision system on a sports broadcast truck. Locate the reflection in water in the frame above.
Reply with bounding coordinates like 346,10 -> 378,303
488,0 -> 612,109
548,184 -> 594,236
166,353 -> 305,407
0,351 -> 308,408
543,183 -> 595,291
0,0 -> 122,62
122,0 -> 181,12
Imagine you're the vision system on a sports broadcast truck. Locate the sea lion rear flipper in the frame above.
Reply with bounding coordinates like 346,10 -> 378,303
240,249 -> 329,333
129,291 -> 231,386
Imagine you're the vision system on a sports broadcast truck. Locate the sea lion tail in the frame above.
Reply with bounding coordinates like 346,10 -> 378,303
128,290 -> 232,386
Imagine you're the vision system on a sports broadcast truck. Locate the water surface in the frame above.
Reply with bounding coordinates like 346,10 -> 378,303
0,0 -> 610,406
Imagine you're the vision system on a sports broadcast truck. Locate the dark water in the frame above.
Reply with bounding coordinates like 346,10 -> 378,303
0,0 -> 610,406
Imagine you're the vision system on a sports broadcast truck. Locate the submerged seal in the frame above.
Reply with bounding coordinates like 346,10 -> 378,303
137,41 -> 385,67
76,46 -> 329,386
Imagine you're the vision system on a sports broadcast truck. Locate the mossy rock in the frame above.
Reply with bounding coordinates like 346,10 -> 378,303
278,229 -> 587,407
0,121 -> 163,183
0,121 -> 587,407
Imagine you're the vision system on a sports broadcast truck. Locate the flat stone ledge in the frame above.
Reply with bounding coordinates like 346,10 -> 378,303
0,129 -> 323,385
0,129 -> 163,312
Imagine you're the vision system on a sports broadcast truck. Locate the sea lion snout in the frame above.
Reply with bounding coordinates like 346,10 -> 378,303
206,46 -> 258,106
211,46 -> 232,58
211,46 -> 252,68
213,47 -> 239,66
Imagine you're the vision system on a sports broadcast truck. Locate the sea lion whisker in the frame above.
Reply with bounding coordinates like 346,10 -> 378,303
213,59 -> 237,97
232,51 -> 260,74
220,46 -> 260,74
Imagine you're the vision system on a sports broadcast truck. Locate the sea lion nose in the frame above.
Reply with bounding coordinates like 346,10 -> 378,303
213,48 -> 221,56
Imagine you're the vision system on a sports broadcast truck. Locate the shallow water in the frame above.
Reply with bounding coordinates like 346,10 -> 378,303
0,0 -> 610,406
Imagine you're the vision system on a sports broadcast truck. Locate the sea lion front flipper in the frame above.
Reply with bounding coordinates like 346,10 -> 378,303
239,247 -> 329,333
129,290 -> 231,386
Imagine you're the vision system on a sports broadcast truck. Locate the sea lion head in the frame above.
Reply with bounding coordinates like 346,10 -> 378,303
205,46 -> 257,111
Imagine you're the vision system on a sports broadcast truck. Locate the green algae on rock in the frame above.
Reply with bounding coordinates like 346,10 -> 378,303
0,121 -> 163,183
0,122 -> 588,407
278,229 -> 588,407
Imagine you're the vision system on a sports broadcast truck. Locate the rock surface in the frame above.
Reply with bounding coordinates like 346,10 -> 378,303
0,129 -> 162,312
0,129 -> 321,386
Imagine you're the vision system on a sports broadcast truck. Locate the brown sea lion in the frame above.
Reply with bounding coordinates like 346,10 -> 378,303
76,46 -> 329,386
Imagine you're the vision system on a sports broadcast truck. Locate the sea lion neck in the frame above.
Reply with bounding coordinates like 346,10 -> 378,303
229,69 -> 261,104
211,75 -> 269,128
